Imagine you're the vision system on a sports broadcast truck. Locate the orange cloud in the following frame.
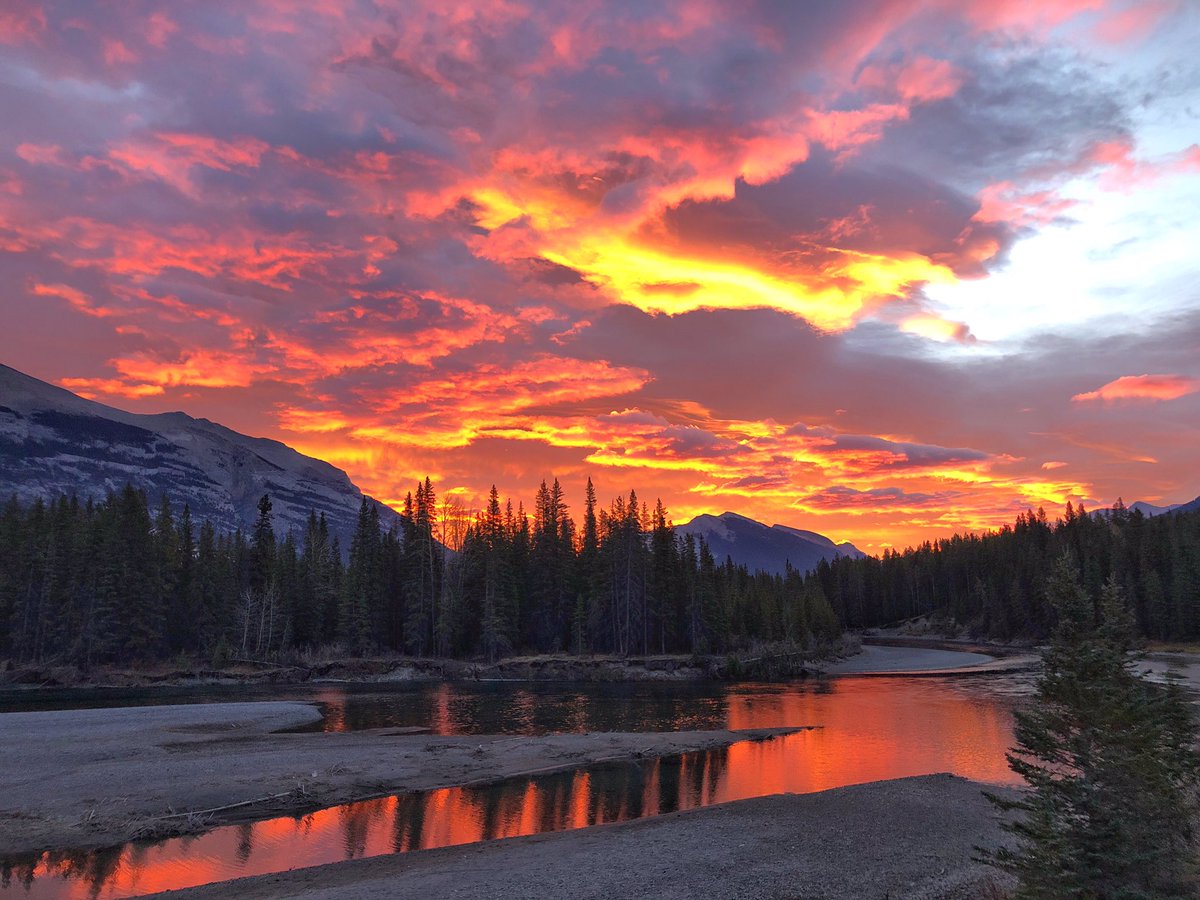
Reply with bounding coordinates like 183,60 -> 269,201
899,314 -> 975,343
276,378 -> 1094,550
404,44 -> 971,337
1072,374 -> 1200,403
279,293 -> 544,372
19,216 -> 345,291
58,377 -> 166,399
114,350 -> 282,392
6,0 -> 1189,555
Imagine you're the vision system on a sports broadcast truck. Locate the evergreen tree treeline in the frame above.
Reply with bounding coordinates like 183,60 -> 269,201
0,479 -> 842,665
810,500 -> 1200,642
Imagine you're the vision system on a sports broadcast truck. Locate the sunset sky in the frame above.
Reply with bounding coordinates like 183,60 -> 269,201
2,0 -> 1198,552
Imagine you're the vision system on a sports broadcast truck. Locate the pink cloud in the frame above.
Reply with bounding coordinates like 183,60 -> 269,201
31,281 -> 118,318
15,144 -> 66,166
1072,374 -> 1200,403
0,4 -> 46,45
856,56 -> 963,104
1091,0 -> 1177,43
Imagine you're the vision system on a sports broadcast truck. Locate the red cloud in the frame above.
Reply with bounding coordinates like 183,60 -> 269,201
1072,374 -> 1200,403
108,133 -> 271,195
31,281 -> 118,318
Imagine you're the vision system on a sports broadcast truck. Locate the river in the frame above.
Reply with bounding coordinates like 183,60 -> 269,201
0,648 -> 1033,899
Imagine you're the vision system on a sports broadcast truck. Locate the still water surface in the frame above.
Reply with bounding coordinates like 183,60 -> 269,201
0,670 -> 1031,899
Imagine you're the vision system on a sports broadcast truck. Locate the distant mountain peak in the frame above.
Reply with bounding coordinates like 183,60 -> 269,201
1090,494 -> 1200,523
1127,495 -> 1200,518
677,510 -> 863,576
716,511 -> 759,523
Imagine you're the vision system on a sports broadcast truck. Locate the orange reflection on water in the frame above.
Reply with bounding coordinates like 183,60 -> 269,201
2,678 -> 1019,899
723,678 -> 1015,791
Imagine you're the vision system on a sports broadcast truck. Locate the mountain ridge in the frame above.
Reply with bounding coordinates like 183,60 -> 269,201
3,365 -> 873,568
0,363 -> 400,547
1128,496 -> 1200,517
677,511 -> 864,576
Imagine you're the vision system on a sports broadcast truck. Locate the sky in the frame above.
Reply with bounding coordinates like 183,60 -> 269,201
1,0 -> 1198,552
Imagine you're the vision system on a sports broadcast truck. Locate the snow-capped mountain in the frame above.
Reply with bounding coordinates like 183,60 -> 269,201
0,364 -> 400,546
676,511 -> 864,576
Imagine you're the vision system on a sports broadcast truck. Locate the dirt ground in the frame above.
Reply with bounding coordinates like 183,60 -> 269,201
157,773 -> 1016,900
0,701 -> 801,856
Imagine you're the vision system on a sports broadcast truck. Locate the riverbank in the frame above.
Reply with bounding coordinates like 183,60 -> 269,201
854,634 -> 1200,689
158,773 -> 1016,900
818,642 -> 1040,677
0,638 -> 860,690
0,701 -> 804,856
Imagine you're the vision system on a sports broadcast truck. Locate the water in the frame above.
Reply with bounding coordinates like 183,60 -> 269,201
0,669 -> 1031,899
0,669 -> 1033,735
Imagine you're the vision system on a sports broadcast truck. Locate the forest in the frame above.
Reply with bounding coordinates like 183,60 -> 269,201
814,500 -> 1200,641
2,479 -> 1198,666
0,478 -> 840,666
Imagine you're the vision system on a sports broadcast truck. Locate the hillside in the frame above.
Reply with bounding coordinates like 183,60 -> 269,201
0,364 -> 400,546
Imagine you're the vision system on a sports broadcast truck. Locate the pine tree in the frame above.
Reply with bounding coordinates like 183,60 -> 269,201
341,499 -> 380,654
250,494 -> 275,596
984,559 -> 1200,897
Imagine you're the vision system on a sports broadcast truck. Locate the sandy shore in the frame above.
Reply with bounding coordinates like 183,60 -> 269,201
0,701 -> 801,856
157,773 -> 1015,900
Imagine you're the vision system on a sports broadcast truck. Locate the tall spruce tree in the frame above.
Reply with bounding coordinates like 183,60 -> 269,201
984,558 -> 1200,897
340,499 -> 380,654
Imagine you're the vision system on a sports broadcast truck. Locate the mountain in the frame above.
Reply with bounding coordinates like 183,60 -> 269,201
676,511 -> 864,576
0,364 -> 401,546
1129,496 -> 1200,518
1089,495 -> 1200,519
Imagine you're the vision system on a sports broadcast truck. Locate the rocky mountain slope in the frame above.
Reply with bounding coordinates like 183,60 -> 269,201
0,364 -> 400,546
